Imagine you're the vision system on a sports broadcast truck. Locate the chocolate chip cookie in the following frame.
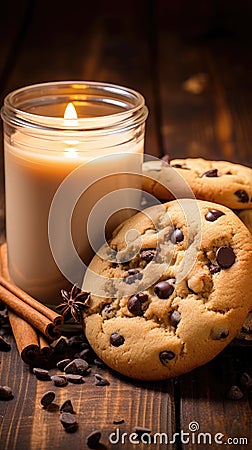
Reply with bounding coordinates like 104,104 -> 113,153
142,158 -> 252,209
82,199 -> 252,380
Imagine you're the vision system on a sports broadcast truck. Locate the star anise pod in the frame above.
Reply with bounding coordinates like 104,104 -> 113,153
56,285 -> 90,323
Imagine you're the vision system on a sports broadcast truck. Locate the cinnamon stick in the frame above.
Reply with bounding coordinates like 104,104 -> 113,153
39,334 -> 53,359
0,244 -> 62,340
0,245 -> 40,363
8,310 -> 40,364
0,284 -> 61,340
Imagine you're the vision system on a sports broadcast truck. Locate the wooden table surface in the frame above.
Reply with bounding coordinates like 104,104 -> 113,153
0,1 -> 251,449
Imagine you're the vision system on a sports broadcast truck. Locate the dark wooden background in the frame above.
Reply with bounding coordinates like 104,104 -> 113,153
0,1 -> 251,449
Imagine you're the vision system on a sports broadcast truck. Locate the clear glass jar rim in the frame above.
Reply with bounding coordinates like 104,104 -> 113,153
1,81 -> 148,133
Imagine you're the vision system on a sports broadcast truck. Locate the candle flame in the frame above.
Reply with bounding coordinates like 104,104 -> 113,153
64,103 -> 78,158
64,102 -> 78,120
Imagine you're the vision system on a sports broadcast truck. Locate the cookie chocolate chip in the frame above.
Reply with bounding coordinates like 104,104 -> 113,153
170,310 -> 181,328
200,168 -> 218,178
216,246 -> 235,269
205,209 -> 225,222
140,249 -> 156,262
170,229 -> 184,244
123,269 -> 143,284
210,328 -> 229,340
110,333 -> 125,347
234,190 -> 249,203
159,351 -> 175,365
127,292 -> 148,316
154,280 -> 174,299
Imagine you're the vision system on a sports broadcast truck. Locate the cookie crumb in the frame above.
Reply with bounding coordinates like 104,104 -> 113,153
225,385 -> 243,400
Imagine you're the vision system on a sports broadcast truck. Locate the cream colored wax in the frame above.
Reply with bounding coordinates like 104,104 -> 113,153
4,132 -> 143,305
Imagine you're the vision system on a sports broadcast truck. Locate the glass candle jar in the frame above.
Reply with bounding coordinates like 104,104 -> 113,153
1,81 -> 148,306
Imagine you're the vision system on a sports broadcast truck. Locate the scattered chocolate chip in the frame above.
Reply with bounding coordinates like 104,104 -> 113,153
234,190 -> 249,203
161,154 -> 170,165
51,375 -> 68,387
170,310 -> 181,328
134,426 -> 151,438
239,372 -> 252,388
68,335 -> 86,350
65,374 -> 84,384
113,418 -> 125,424
0,386 -> 13,401
226,385 -> 244,400
33,368 -> 51,381
0,308 -> 9,326
52,336 -> 69,354
40,391 -> 55,407
140,249 -> 156,262
0,326 -> 11,337
110,332 -> 125,347
200,168 -> 218,177
123,269 -> 143,284
210,328 -> 229,340
94,358 -> 106,369
0,336 -> 11,352
0,308 -> 8,318
60,412 -> 78,432
127,292 -> 148,316
159,351 -> 175,365
80,342 -> 91,351
205,209 -> 225,222
56,359 -> 72,371
0,309 -> 9,318
170,228 -> 184,244
64,358 -> 89,375
60,399 -> 75,414
94,374 -> 110,386
216,246 -> 235,269
86,430 -> 102,448
79,348 -> 95,364
209,264 -> 221,274
154,280 -> 174,299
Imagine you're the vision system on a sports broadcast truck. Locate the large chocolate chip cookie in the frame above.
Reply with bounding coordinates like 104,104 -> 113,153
82,200 -> 252,380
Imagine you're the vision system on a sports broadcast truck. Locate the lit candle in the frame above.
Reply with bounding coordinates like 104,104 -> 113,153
2,81 -> 148,305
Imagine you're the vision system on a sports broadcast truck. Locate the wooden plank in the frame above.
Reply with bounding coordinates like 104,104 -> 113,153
157,3 -> 252,164
1,1 -> 251,448
0,335 -> 37,449
0,334 -> 176,450
179,345 -> 252,449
